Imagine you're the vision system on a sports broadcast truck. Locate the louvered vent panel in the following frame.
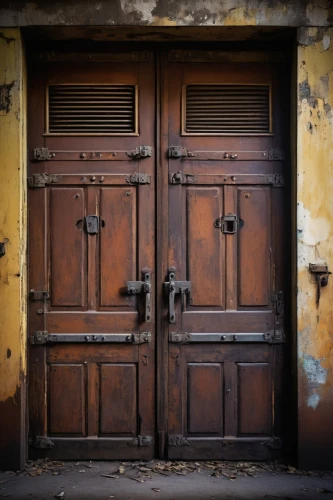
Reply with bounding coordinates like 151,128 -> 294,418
47,84 -> 137,134
184,84 -> 271,135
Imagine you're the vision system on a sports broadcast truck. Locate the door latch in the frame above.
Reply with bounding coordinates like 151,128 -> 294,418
164,268 -> 191,324
127,268 -> 151,322
214,214 -> 244,234
309,264 -> 331,307
85,215 -> 100,235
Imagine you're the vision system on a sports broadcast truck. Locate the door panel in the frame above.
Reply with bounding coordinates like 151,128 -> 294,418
165,53 -> 286,459
28,53 -> 155,460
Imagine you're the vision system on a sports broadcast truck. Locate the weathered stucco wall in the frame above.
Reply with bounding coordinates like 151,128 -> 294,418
0,28 -> 27,470
0,0 -> 332,27
297,26 -> 333,469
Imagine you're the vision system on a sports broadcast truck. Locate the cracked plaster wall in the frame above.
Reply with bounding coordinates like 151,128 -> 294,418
0,0 -> 333,27
297,26 -> 333,469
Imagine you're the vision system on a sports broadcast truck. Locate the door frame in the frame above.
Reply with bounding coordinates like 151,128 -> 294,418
24,39 -> 293,460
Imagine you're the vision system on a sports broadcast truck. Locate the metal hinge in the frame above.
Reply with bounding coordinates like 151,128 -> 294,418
126,145 -> 152,159
28,173 -> 62,188
33,148 -> 54,161
29,289 -> 50,301
125,173 -> 151,185
168,435 -> 190,447
169,171 -> 196,185
268,148 -> 285,161
168,146 -> 195,158
132,435 -> 154,447
264,329 -> 285,344
261,436 -> 283,450
33,436 -> 54,449
264,173 -> 284,187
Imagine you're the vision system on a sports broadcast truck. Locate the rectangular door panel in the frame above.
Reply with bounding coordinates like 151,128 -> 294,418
48,364 -> 86,436
187,187 -> 224,308
49,187 -> 87,308
100,364 -> 137,435
100,187 -> 137,309
237,362 -> 271,436
187,362 -> 223,435
238,187 -> 271,307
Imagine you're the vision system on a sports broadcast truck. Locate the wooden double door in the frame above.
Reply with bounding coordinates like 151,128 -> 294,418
28,49 -> 287,460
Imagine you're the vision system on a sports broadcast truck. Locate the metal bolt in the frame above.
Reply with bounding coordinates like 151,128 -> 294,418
91,152 -> 96,158
263,152 -> 267,157
37,308 -> 43,315
80,153 -> 86,158
85,336 -> 90,341
221,335 -> 226,341
231,176 -> 236,181
126,335 -> 132,341
224,153 -> 229,159
233,335 -> 238,341
91,176 -> 96,182
93,335 -> 98,341
101,336 -> 105,341
99,176 -> 104,183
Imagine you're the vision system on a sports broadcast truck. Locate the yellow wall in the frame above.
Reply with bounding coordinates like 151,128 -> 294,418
297,27 -> 333,468
0,28 -> 27,469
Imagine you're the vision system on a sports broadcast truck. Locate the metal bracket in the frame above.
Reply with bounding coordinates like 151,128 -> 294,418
29,289 -> 50,302
33,436 -> 55,449
85,215 -> 100,235
126,145 -> 152,159
264,330 -> 285,344
168,146 -> 195,159
168,435 -> 190,447
169,171 -> 196,185
309,264 -> 331,307
28,173 -> 62,188
33,148 -> 53,161
132,435 -> 154,447
164,268 -> 191,323
132,332 -> 151,344
268,148 -> 285,161
264,173 -> 284,187
127,269 -> 152,322
125,173 -> 151,185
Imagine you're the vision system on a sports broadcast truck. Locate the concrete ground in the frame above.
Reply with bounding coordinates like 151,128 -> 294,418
1,460 -> 333,500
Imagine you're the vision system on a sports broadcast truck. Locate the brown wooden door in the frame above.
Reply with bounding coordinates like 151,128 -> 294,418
163,52 -> 286,459
28,49 -> 287,461
28,52 -> 156,459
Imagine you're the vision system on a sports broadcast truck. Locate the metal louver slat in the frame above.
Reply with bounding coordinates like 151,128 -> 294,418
183,84 -> 272,135
47,84 -> 138,135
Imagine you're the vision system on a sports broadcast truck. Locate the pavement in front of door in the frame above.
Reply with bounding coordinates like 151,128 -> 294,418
1,460 -> 333,500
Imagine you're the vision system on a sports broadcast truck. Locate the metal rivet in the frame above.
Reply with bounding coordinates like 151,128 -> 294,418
85,336 -> 90,341
91,176 -> 96,182
99,176 -> 104,183
101,336 -> 105,341
231,176 -> 236,181
221,335 -> 226,341
224,153 -> 229,159
126,335 -> 131,341
93,335 -> 98,341
233,335 -> 238,341
37,308 -> 43,315
80,153 -> 86,159
245,194 -> 249,198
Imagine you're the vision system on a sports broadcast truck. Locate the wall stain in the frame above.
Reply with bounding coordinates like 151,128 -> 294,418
0,82 -> 14,115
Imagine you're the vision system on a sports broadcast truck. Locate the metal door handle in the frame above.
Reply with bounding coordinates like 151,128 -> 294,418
127,268 -> 151,322
164,268 -> 191,323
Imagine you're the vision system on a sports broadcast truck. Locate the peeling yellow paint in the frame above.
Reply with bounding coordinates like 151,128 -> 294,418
0,29 -> 27,402
297,27 -> 333,461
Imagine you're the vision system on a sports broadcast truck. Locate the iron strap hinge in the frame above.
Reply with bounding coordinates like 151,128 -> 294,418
168,435 -> 190,446
125,173 -> 151,185
126,145 -> 152,158
30,331 -> 151,345
28,173 -> 62,188
29,289 -> 50,301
